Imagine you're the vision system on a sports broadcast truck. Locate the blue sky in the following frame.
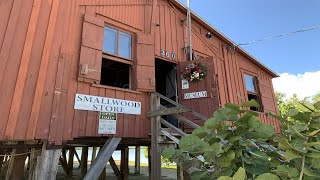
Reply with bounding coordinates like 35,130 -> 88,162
179,0 -> 320,75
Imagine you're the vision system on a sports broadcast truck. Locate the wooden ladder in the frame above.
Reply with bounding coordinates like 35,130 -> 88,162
148,92 -> 208,180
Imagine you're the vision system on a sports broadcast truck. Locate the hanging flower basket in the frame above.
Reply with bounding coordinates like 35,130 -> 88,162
182,63 -> 207,82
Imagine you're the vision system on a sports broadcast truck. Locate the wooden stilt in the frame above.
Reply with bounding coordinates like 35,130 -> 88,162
151,93 -> 162,180
109,157 -> 121,179
120,147 -> 129,180
5,148 -> 28,180
177,165 -> 184,180
34,143 -> 62,180
0,151 -> 9,178
74,148 -> 81,166
84,138 -> 121,180
67,147 -> 75,176
60,148 -> 68,174
98,167 -> 107,180
0,150 -> 4,170
91,147 -> 97,162
80,147 -> 88,179
134,146 -> 141,174
148,146 -> 151,177
28,148 -> 41,180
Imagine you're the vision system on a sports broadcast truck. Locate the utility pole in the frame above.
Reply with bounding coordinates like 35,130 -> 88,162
187,0 -> 193,61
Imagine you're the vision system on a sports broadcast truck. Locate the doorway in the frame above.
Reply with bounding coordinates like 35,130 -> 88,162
155,59 -> 178,127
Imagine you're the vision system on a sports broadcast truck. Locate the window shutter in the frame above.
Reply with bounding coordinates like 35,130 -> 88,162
257,78 -> 276,113
135,33 -> 155,91
78,14 -> 104,83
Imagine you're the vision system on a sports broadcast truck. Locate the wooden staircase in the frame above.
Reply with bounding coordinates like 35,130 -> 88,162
147,92 -> 208,180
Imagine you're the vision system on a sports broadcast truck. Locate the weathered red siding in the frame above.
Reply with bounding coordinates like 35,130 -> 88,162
0,0 -> 280,145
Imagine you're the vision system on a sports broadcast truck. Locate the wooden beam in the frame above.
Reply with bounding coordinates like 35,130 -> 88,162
74,148 -> 81,165
120,147 -> 129,180
153,92 -> 208,120
67,147 -> 75,177
148,107 -> 191,117
150,93 -> 161,180
83,138 -> 121,180
171,114 -> 200,129
160,129 -> 180,144
160,119 -> 187,136
80,147 -> 88,179
134,146 -> 141,174
91,147 -> 97,162
109,157 -> 121,179
177,165 -> 184,180
59,148 -> 68,175
28,148 -> 41,180
34,144 -> 61,180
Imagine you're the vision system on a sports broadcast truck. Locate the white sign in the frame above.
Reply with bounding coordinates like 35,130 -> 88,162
98,112 -> 117,134
184,91 -> 208,100
74,94 -> 141,115
182,79 -> 189,90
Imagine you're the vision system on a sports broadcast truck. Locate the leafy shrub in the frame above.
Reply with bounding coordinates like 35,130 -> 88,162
162,100 -> 320,180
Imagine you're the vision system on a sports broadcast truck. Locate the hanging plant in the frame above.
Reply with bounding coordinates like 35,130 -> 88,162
182,63 -> 207,82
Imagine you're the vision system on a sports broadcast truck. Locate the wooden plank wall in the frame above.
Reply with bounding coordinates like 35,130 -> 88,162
0,0 -> 279,144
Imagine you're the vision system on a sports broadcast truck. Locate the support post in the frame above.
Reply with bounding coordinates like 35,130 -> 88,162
34,143 -> 62,180
67,147 -> 75,177
134,146 -> 141,174
177,165 -> 184,180
28,148 -> 41,180
0,150 -> 4,171
120,147 -> 129,180
151,93 -> 161,180
80,147 -> 88,179
109,157 -> 121,179
91,147 -> 97,162
83,138 -> 121,180
6,149 -> 28,180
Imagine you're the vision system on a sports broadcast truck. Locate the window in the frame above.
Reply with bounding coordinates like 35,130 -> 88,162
102,26 -> 132,59
100,25 -> 133,89
244,74 -> 261,111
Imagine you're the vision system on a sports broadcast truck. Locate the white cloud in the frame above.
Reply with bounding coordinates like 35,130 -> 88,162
272,71 -> 320,100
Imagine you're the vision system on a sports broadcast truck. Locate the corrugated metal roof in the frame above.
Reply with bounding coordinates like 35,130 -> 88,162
171,0 -> 279,78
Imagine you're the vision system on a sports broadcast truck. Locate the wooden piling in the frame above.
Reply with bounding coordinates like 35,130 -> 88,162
67,147 -> 75,177
34,143 -> 61,180
28,148 -> 41,180
80,147 -> 88,179
120,147 -> 129,180
5,148 -> 28,180
134,146 -> 141,174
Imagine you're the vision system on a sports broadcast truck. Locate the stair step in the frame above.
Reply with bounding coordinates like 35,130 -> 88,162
147,107 -> 191,117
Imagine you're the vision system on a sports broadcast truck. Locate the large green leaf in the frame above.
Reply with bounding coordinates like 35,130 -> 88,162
162,148 -> 176,159
244,162 -> 270,175
278,138 -> 293,151
314,101 -> 320,110
291,123 -> 308,132
303,166 -> 320,178
179,135 -> 201,152
289,126 -> 306,139
233,167 -> 246,180
311,158 -> 320,169
217,177 -> 232,180
287,109 -> 299,117
216,150 -> 235,167
272,165 -> 299,178
284,149 -> 302,161
192,127 -> 208,139
256,173 -> 280,180
248,116 -> 261,128
211,142 -> 224,155
241,99 -> 260,108
254,124 -> 275,140
306,152 -> 320,158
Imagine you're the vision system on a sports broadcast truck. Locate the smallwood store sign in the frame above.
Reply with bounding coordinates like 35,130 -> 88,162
74,94 -> 141,115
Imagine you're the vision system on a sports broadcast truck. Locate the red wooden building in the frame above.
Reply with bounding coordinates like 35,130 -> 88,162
0,0 -> 280,179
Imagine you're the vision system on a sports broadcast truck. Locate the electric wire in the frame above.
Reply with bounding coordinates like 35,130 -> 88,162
238,25 -> 320,46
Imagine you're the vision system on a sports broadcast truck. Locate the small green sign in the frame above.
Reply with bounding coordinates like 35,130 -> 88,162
99,112 -> 117,120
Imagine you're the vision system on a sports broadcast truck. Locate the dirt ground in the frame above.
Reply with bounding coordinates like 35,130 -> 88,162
56,164 -> 177,180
